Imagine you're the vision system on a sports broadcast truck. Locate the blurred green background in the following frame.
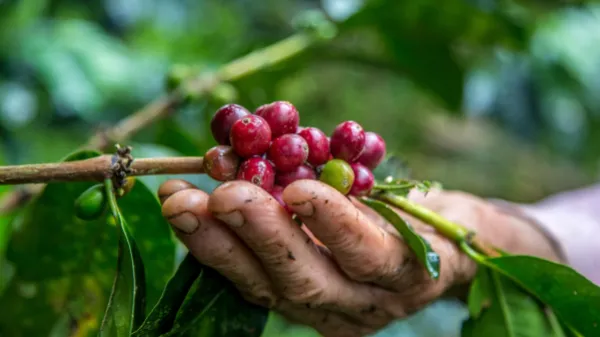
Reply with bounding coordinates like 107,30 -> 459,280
0,0 -> 599,202
0,0 -> 599,336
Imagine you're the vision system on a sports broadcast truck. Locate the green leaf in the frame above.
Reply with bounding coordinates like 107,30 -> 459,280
461,270 -> 551,337
167,265 -> 268,337
113,178 -> 177,308
0,150 -> 175,336
467,267 -> 493,319
133,253 -> 202,337
545,309 -> 567,337
0,194 -> 19,296
372,179 -> 441,198
361,198 -> 440,279
480,256 -> 600,337
0,209 -> 12,256
0,147 -> 17,295
0,150 -> 112,337
99,179 -> 146,336
561,322 -> 584,337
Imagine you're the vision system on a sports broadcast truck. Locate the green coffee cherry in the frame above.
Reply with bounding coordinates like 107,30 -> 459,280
319,159 -> 355,195
74,184 -> 107,221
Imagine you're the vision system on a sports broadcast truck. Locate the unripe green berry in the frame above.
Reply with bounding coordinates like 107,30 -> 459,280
319,159 -> 355,195
74,184 -> 107,221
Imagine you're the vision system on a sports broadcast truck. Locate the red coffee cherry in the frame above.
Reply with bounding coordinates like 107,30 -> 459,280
230,115 -> 272,158
254,101 -> 299,138
275,164 -> 317,187
298,127 -> 330,166
357,132 -> 386,169
267,134 -> 309,172
271,185 -> 292,214
254,103 -> 270,117
237,157 -> 275,192
349,163 -> 375,197
330,121 -> 366,162
202,145 -> 241,182
210,104 -> 250,145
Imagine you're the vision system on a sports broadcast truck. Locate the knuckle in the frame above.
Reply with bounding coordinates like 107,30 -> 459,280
254,235 -> 294,265
381,283 -> 435,318
357,305 -> 397,330
343,257 -> 391,282
341,234 -> 401,282
402,282 -> 446,312
280,278 -> 328,306
209,248 -> 238,271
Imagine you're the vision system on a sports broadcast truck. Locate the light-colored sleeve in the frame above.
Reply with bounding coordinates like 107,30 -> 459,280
517,184 -> 600,285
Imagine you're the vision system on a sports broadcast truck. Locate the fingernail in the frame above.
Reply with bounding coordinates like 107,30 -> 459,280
214,210 -> 245,227
289,200 -> 314,217
158,180 -> 196,204
167,212 -> 199,234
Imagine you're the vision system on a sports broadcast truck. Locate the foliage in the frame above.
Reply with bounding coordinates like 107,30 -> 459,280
461,269 -> 553,337
370,180 -> 600,336
361,198 -> 441,279
1,0 -> 600,337
480,256 -> 600,335
133,254 -> 200,336
99,179 -> 147,336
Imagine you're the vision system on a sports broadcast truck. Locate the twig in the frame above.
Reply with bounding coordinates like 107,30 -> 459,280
86,95 -> 183,151
0,30 -> 328,213
372,182 -> 417,192
378,193 -> 501,258
86,34 -> 317,152
0,155 -> 204,185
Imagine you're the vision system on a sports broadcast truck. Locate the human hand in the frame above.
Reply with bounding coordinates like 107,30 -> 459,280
159,179 -> 561,337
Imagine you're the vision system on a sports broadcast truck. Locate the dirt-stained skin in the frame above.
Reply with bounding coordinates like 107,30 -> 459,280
160,179 -> 560,337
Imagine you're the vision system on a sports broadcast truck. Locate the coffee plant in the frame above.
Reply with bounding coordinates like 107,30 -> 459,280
0,9 -> 598,337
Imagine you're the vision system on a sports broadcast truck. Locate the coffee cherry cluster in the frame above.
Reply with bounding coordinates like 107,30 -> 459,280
203,101 -> 386,208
